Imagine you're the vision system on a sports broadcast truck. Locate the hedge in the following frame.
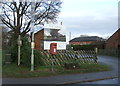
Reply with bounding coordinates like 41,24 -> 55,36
71,45 -> 96,50
10,37 -> 44,67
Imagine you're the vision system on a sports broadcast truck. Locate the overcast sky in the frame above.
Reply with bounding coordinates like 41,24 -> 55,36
58,0 -> 119,42
1,0 -> 119,43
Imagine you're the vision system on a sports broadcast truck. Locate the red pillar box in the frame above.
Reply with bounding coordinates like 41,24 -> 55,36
50,43 -> 57,55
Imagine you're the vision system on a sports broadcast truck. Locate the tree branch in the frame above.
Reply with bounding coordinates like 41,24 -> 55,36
1,1 -> 62,38
23,20 -> 31,33
2,18 -> 14,30
13,9 -> 16,26
12,2 -> 17,9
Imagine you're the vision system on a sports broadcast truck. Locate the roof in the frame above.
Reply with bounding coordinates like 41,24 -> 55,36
69,36 -> 104,42
34,29 -> 44,35
106,28 -> 120,42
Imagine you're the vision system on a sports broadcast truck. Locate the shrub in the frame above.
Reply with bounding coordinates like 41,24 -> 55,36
34,50 -> 44,67
10,40 -> 18,63
20,37 -> 31,66
64,61 -> 80,69
71,45 -> 95,51
10,37 -> 44,67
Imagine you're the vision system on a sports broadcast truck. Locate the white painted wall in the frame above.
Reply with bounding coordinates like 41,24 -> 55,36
44,41 -> 66,50
43,22 -> 66,50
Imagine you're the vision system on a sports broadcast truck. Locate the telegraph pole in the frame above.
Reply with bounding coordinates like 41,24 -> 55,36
17,0 -> 22,66
31,1 -> 35,71
18,35 -> 21,66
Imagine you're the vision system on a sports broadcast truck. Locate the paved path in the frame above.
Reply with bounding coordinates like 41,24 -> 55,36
2,55 -> 119,84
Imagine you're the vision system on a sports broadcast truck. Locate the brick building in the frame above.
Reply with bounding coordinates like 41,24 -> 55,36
69,36 -> 105,49
106,28 -> 120,49
69,36 -> 104,45
34,29 -> 44,50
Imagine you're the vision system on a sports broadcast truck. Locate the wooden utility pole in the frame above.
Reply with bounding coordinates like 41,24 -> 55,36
18,35 -> 21,66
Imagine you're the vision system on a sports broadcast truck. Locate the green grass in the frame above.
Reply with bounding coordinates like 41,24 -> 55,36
1,50 -> 111,78
2,63 -> 111,78
0,50 -> 2,66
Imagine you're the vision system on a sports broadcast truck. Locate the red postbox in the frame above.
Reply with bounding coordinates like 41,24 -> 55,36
50,43 -> 57,55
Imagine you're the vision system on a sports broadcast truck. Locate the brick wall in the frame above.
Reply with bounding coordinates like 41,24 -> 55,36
34,29 -> 44,50
106,29 -> 120,49
69,41 -> 94,45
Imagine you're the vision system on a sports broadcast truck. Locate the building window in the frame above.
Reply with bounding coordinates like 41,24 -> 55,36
44,28 -> 66,42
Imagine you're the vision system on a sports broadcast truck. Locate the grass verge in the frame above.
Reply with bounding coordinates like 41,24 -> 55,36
0,50 -> 2,65
2,63 -> 111,78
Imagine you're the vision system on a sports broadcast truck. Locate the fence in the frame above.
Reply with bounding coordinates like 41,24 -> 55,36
39,50 -> 98,66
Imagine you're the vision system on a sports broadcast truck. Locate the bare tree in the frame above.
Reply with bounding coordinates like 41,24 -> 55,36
0,0 -> 62,39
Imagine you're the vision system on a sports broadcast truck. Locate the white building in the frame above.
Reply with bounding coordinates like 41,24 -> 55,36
34,22 -> 66,50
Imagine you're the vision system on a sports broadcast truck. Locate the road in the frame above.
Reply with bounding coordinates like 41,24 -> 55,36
1,55 -> 119,85
80,55 -> 119,84
98,55 -> 118,71
69,55 -> 119,85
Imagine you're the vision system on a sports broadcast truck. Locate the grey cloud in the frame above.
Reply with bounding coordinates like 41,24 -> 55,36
61,14 -> 117,37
